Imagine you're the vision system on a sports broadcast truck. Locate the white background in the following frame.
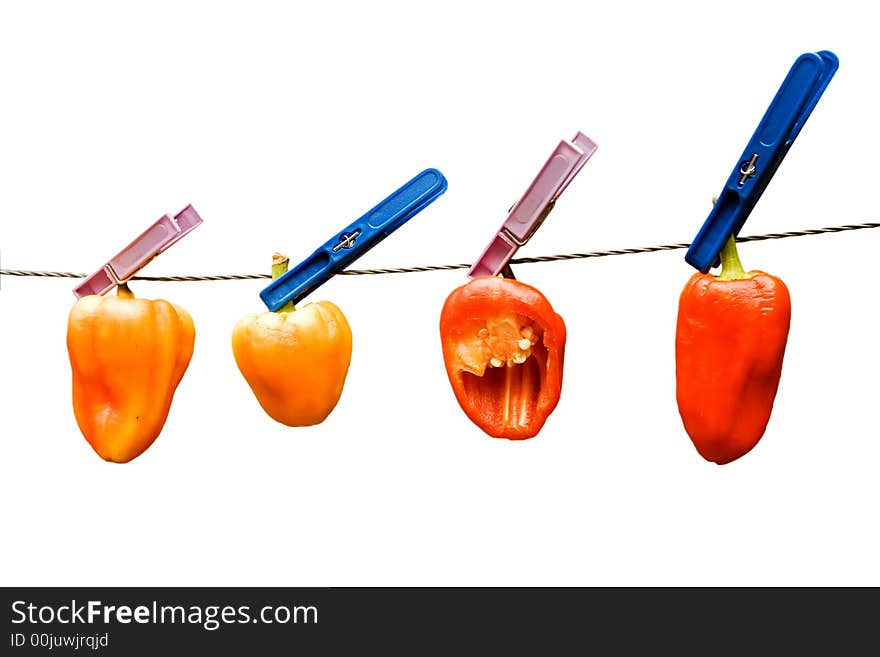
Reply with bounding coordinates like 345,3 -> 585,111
1,1 -> 878,587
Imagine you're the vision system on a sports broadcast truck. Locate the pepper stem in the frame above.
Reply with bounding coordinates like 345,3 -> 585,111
271,253 -> 296,312
116,282 -> 134,298
717,234 -> 748,281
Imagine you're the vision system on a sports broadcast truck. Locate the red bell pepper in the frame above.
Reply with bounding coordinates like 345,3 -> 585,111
439,276 -> 566,440
675,235 -> 791,464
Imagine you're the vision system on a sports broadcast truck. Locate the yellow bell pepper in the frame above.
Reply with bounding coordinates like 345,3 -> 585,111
232,254 -> 352,426
66,284 -> 195,463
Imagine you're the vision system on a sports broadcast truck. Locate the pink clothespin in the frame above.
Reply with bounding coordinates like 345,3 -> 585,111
467,132 -> 597,279
73,205 -> 203,298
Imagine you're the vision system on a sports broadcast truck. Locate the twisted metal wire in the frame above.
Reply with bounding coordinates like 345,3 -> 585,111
2,221 -> 879,281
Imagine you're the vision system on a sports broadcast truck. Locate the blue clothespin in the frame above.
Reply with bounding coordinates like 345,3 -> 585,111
260,168 -> 447,310
685,50 -> 838,273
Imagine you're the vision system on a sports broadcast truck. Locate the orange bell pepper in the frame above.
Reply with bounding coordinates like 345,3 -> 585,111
439,276 -> 566,440
231,254 -> 353,426
675,235 -> 791,464
66,284 -> 195,463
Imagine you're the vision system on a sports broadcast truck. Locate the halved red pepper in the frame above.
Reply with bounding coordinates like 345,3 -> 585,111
439,276 -> 566,439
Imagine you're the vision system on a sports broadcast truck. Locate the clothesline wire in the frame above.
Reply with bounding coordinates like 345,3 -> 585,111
2,221 -> 879,282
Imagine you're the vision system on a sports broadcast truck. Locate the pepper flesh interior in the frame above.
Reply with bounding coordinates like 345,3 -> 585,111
456,314 -> 546,430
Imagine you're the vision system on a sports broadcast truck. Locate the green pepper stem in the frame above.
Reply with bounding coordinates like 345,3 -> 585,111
717,234 -> 748,281
271,253 -> 296,312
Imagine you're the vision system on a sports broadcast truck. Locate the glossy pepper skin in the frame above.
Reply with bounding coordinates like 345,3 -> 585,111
231,255 -> 353,427
66,285 -> 195,463
675,237 -> 791,465
440,276 -> 566,440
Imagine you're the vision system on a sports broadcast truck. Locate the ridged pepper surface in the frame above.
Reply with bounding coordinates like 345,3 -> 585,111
676,236 -> 791,464
67,284 -> 195,463
232,254 -> 352,427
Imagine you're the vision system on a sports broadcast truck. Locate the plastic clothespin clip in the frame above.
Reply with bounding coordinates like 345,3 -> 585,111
259,168 -> 447,311
467,131 -> 597,279
685,50 -> 838,273
73,205 -> 203,298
